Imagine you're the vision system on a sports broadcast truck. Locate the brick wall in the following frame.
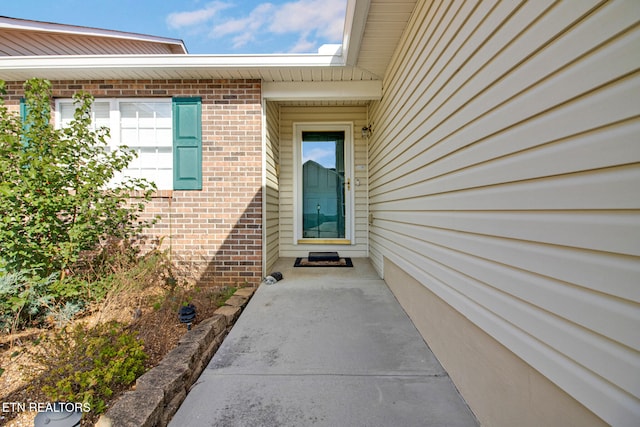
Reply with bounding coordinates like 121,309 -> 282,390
3,79 -> 263,286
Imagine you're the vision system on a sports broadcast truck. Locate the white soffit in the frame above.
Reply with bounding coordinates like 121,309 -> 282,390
351,0 -> 418,78
0,53 -> 374,81
263,80 -> 382,101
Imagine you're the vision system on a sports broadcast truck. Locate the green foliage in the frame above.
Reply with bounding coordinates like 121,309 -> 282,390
213,286 -> 238,307
0,78 -> 159,331
0,271 -> 58,332
0,243 -> 174,332
31,321 -> 148,414
0,78 -> 156,277
0,269 -> 97,332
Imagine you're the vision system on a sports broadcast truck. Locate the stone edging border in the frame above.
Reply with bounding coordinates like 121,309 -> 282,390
96,286 -> 257,427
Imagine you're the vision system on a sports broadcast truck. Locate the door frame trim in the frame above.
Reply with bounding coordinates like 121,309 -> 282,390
293,122 -> 354,245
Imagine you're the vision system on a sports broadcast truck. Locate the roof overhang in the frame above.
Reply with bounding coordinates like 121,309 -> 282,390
0,15 -> 187,54
0,0 -> 416,101
0,53 -> 349,81
263,80 -> 381,101
342,0 -> 371,66
0,52 -> 345,72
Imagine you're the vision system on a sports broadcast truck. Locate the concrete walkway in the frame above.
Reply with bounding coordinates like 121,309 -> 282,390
170,258 -> 478,426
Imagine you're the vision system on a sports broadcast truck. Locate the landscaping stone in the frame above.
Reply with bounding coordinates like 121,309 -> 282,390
95,286 -> 255,427
233,287 -> 256,298
214,305 -> 241,323
187,314 -> 227,337
159,341 -> 201,372
162,389 -> 187,426
135,362 -> 190,406
177,315 -> 222,349
204,332 -> 227,362
190,333 -> 227,385
96,388 -> 164,427
224,295 -> 248,307
209,314 -> 228,335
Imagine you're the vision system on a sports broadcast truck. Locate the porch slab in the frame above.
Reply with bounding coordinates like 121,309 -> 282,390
169,258 -> 477,426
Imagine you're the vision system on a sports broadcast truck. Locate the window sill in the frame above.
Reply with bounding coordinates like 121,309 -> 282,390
127,189 -> 173,199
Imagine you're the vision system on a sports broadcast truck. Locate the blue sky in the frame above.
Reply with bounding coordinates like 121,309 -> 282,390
303,142 -> 336,168
1,0 -> 347,54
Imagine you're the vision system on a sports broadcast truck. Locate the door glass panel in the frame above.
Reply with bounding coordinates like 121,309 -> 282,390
301,131 -> 345,239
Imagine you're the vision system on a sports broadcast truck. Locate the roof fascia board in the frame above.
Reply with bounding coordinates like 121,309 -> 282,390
342,0 -> 371,66
263,80 -> 381,101
0,16 -> 187,53
0,53 -> 347,73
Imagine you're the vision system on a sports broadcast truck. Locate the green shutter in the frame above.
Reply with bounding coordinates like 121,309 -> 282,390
20,96 -> 49,142
172,97 -> 202,190
20,98 -> 30,146
20,97 -> 27,119
20,97 -> 29,133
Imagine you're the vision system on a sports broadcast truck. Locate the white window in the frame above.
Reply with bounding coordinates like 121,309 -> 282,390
56,98 -> 173,190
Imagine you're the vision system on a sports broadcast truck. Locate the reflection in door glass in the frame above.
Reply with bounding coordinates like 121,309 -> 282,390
302,131 -> 345,238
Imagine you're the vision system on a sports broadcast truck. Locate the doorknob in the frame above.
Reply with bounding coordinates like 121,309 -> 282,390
347,178 -> 351,191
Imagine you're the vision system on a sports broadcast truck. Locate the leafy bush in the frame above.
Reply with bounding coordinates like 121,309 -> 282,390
30,321 -> 148,414
0,271 -> 58,332
0,78 -> 159,330
0,241 -> 177,332
0,78 -> 156,278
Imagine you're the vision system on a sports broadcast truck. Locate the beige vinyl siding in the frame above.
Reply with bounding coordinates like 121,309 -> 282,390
265,101 -> 280,272
368,1 -> 640,426
279,105 -> 369,258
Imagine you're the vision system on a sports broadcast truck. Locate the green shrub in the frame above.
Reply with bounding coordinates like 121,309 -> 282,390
30,321 -> 148,414
0,78 -> 156,279
0,77 -> 159,331
0,241 -> 177,332
0,271 -> 92,332
0,271 -> 58,332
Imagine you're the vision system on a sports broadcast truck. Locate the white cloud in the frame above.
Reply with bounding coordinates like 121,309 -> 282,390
166,1 -> 232,29
269,0 -> 346,40
211,3 -> 274,48
289,36 -> 317,53
169,0 -> 347,53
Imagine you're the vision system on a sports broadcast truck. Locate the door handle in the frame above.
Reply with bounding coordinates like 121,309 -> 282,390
347,178 -> 351,191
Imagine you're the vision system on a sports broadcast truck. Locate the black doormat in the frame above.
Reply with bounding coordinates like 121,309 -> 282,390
294,257 -> 353,267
